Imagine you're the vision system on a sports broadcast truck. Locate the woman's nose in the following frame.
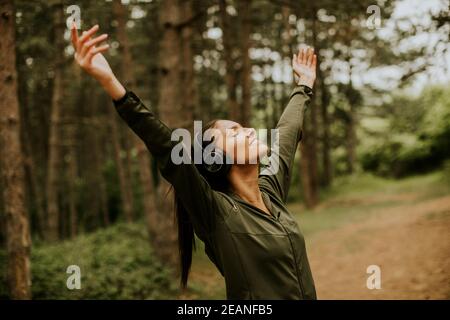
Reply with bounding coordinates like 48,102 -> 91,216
245,128 -> 256,137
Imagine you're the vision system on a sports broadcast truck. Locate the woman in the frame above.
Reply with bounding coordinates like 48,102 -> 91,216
71,24 -> 317,300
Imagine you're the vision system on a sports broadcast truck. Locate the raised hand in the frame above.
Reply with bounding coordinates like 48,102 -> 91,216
293,47 -> 317,89
71,23 -> 125,100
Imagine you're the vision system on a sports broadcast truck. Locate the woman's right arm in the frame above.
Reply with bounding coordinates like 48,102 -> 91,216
71,24 -> 220,240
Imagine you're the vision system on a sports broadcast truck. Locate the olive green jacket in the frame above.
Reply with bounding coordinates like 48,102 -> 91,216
113,85 -> 317,300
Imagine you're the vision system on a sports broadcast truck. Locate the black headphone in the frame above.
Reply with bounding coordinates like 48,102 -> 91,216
193,131 -> 232,179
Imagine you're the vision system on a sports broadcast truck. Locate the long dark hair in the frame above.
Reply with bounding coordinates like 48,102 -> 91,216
173,119 -> 228,288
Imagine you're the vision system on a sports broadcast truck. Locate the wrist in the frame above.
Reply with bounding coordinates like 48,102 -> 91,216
297,77 -> 314,89
99,75 -> 126,101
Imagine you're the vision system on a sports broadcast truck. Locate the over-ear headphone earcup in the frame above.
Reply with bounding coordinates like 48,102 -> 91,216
203,148 -> 232,178
193,131 -> 231,179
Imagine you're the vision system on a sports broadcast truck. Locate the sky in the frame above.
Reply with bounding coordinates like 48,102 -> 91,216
352,0 -> 449,95
265,0 -> 449,96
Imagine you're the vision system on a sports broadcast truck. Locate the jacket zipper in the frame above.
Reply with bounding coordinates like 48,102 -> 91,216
277,216 -> 305,299
227,192 -> 305,298
221,192 -> 238,212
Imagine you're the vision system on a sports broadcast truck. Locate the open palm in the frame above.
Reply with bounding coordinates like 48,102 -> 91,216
71,24 -> 113,83
79,51 -> 113,81
293,47 -> 317,88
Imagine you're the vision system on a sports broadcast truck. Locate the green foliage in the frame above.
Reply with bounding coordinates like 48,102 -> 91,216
0,224 -> 177,299
360,85 -> 450,177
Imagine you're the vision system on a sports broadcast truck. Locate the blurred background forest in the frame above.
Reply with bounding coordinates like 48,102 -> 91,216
0,0 -> 449,299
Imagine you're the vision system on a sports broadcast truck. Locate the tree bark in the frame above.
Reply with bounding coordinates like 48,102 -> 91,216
219,0 -> 240,122
113,0 -> 159,238
238,0 -> 252,127
319,64 -> 332,186
19,76 -> 45,237
346,56 -> 356,174
0,0 -> 32,299
111,0 -> 135,223
46,4 -> 65,241
154,0 -> 188,267
299,7 -> 319,208
300,142 -> 315,208
67,144 -> 78,237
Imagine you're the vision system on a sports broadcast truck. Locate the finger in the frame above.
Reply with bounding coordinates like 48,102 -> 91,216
297,49 -> 303,65
71,22 -> 79,48
80,34 -> 108,58
300,47 -> 307,64
86,44 -> 110,63
307,48 -> 314,66
77,25 -> 99,51
312,54 -> 317,68
306,47 -> 312,65
293,53 -> 297,65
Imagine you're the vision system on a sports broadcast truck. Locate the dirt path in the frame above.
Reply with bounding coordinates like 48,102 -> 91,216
307,195 -> 450,299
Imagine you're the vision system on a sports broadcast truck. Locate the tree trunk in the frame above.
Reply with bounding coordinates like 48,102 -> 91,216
346,57 -> 356,174
114,0 -> 156,228
113,0 -> 138,223
108,107 -> 134,222
19,77 -> 45,238
154,0 -> 188,267
113,0 -> 158,237
180,0 -> 197,132
46,4 -> 65,241
300,142 -> 315,208
281,4 -> 293,107
319,64 -> 332,186
238,0 -> 252,127
67,145 -> 78,237
299,8 -> 320,208
219,0 -> 240,122
0,0 -> 32,299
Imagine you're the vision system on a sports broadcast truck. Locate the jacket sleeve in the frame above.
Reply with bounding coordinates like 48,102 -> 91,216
259,85 -> 313,203
113,90 -> 220,240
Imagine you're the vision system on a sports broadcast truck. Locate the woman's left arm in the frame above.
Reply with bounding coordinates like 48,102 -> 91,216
259,47 -> 316,203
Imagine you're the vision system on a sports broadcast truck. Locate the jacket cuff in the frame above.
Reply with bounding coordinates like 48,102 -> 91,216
113,90 -> 129,106
290,84 -> 313,99
113,89 -> 141,109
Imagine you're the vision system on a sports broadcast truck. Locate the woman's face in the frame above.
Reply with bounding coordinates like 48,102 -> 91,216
206,120 -> 268,165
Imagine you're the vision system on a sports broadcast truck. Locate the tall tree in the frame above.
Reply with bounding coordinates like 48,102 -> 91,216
113,0 -> 159,239
155,0 -> 186,266
113,0 -> 137,223
237,0 -> 252,126
298,5 -> 320,208
46,2 -> 65,240
319,62 -> 332,185
0,0 -> 32,299
219,0 -> 240,122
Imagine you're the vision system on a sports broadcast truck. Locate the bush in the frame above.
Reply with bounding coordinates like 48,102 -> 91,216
360,85 -> 450,177
0,223 -> 177,299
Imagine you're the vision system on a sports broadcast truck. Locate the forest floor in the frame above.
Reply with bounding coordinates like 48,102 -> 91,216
184,171 -> 450,299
